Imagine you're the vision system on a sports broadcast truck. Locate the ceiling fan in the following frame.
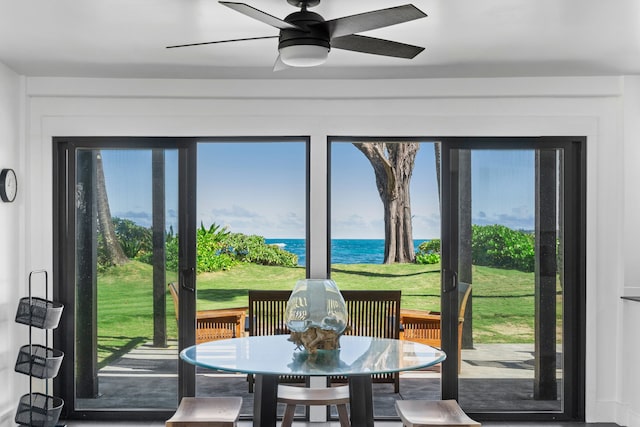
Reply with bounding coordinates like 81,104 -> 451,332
167,0 -> 427,69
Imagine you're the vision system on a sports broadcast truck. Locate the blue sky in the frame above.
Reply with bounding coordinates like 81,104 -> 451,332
471,149 -> 535,230
101,142 -> 536,240
197,142 -> 306,238
99,149 -> 179,231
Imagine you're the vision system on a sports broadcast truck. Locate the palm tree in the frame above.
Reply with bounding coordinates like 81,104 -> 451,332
96,151 -> 128,266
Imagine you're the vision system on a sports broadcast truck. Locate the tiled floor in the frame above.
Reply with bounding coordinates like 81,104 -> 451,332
62,422 -> 620,427
60,343 -> 620,426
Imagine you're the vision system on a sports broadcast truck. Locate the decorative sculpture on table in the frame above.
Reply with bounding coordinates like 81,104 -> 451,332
285,279 -> 349,353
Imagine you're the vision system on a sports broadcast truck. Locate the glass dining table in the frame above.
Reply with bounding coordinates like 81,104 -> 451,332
181,334 -> 446,427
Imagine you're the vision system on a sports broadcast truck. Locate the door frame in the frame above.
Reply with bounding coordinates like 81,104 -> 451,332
439,136 -> 586,421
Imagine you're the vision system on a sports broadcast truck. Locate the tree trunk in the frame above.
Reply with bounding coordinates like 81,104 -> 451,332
353,142 -> 419,264
96,151 -> 129,266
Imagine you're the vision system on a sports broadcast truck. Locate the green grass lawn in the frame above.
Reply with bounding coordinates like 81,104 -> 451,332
96,260 -> 561,366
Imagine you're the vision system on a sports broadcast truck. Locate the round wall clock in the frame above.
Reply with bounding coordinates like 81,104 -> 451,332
0,168 -> 17,202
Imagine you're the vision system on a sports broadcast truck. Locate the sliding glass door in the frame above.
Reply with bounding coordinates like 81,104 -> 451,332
439,137 -> 585,421
53,137 -> 308,421
328,136 -> 585,420
53,138 -> 197,420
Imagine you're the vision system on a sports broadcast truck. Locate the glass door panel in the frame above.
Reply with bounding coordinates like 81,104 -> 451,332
73,148 -> 180,411
440,139 -> 585,420
194,141 -> 308,417
330,140 -> 442,418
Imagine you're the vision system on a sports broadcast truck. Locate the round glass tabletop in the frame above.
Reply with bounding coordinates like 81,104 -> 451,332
180,334 -> 445,376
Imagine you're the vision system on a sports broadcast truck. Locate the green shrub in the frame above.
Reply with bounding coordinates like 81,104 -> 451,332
164,226 -> 179,271
222,233 -> 298,267
96,233 -> 110,272
471,224 -> 535,272
416,252 -> 441,264
134,225 -> 179,271
416,239 -> 441,265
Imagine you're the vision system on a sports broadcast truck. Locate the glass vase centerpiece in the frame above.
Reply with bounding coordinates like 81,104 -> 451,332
285,279 -> 349,353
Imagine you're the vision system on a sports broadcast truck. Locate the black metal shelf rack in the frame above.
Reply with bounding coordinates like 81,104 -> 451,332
14,270 -> 65,427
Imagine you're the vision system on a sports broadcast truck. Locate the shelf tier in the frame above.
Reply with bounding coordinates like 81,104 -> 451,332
15,393 -> 64,427
15,297 -> 64,330
15,344 -> 64,379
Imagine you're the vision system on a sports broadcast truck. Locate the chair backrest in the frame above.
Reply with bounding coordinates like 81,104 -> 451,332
246,290 -> 298,390
248,290 -> 292,336
248,289 -> 402,338
340,290 -> 401,339
458,282 -> 472,321
168,282 -> 180,319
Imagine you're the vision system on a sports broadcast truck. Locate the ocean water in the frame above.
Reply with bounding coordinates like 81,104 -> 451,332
265,238 -> 429,265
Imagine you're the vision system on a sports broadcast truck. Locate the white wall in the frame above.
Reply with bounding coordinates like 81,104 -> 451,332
15,75 -> 640,426
618,76 -> 640,427
0,62 -> 23,426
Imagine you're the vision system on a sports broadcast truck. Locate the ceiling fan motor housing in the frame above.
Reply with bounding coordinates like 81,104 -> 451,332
287,0 -> 320,7
279,10 -> 330,50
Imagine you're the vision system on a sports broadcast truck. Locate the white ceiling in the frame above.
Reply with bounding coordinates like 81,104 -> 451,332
1,0 -> 639,80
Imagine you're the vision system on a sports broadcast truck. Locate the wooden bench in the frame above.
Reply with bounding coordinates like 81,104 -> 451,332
165,396 -> 242,427
169,283 -> 248,344
395,399 -> 481,427
278,385 -> 350,427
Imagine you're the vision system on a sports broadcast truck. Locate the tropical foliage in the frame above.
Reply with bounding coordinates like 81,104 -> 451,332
112,217 -> 152,258
100,219 -> 297,272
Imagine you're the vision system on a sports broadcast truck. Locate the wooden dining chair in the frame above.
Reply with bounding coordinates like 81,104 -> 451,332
247,289 -> 304,391
247,289 -> 402,392
333,290 -> 402,392
248,289 -> 292,336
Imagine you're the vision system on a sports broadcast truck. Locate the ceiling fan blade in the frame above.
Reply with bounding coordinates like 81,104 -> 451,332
325,4 -> 427,39
219,2 -> 303,30
166,35 -> 278,49
331,34 -> 424,59
273,54 -> 289,72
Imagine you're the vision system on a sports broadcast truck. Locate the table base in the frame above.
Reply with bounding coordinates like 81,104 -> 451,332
253,374 -> 374,427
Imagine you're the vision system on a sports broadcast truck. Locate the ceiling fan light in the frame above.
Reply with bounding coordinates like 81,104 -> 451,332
279,45 -> 329,67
